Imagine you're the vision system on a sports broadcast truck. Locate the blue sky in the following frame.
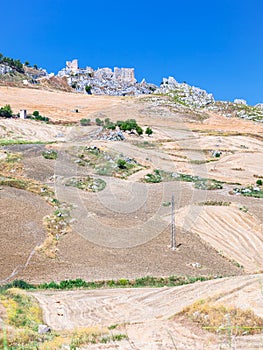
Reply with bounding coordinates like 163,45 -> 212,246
1,0 -> 263,104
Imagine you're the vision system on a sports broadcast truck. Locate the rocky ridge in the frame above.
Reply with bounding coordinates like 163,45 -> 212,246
155,76 -> 215,108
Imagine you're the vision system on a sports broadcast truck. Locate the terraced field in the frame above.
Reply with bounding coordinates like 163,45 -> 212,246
0,86 -> 263,349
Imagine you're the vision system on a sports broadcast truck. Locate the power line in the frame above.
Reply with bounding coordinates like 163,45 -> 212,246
171,194 -> 176,250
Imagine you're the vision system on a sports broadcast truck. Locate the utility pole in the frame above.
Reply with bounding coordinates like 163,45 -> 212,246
171,194 -> 176,250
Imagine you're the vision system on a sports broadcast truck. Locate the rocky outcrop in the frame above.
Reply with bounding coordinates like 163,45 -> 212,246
57,59 -> 156,96
0,64 -> 12,75
234,99 -> 247,105
155,76 -> 214,108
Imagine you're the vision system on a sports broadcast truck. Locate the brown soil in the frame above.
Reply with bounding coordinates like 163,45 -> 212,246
1,86 -> 263,349
0,187 -> 51,283
0,87 -> 262,284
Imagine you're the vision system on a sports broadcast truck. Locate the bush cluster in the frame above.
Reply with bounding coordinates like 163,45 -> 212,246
28,110 -> 49,122
42,150 -> 58,160
92,117 -> 153,136
80,118 -> 91,126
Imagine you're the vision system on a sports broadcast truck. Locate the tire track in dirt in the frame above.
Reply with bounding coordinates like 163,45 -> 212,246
32,274 -> 263,349
173,205 -> 263,273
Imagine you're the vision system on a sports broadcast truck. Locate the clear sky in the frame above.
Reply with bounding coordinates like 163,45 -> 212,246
1,0 -> 263,104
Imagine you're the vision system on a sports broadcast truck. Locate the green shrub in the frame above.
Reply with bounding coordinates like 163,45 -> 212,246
4,280 -> 36,290
256,179 -> 262,186
104,119 -> 116,130
0,104 -> 13,118
145,127 -> 153,136
32,110 -> 39,117
29,111 -> 49,122
144,170 -> 162,183
136,125 -> 143,135
119,119 -> 138,131
36,115 -> 49,122
117,159 -> 127,169
85,85 -> 92,94
42,150 -> 58,160
95,118 -> 104,126
80,118 -> 91,126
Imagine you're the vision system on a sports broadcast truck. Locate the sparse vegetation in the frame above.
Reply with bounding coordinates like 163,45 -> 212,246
0,139 -> 54,146
198,201 -> 231,206
132,140 -> 156,148
144,169 -> 224,189
233,186 -> 263,198
144,169 -> 162,183
213,100 -> 263,122
0,287 -> 127,349
42,150 -> 58,160
181,299 -> 263,336
74,146 -> 144,178
65,176 -> 106,192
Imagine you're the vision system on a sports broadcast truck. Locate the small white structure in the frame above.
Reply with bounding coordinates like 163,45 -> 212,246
20,109 -> 27,119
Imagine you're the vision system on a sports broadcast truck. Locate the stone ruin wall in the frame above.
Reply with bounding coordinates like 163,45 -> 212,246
65,60 -> 136,83
66,59 -> 79,74
114,67 -> 136,83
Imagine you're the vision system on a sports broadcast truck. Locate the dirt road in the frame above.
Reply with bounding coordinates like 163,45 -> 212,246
32,273 -> 263,349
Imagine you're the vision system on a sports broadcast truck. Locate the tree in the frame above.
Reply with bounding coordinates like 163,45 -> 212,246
24,61 -> 30,66
145,127 -> 153,136
33,64 -> 38,69
0,104 -> 13,118
119,122 -> 128,131
117,159 -> 127,169
85,85 -> 92,94
95,118 -> 104,126
106,122 -> 116,130
33,110 -> 40,117
136,125 -> 143,136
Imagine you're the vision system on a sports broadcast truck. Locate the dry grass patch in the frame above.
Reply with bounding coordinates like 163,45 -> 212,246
0,152 -> 23,176
180,299 -> 263,336
39,326 -> 127,350
0,288 -> 43,348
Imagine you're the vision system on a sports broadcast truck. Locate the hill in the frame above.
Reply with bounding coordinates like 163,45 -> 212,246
0,79 -> 262,348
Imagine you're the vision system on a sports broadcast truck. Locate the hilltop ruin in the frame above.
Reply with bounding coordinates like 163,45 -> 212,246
57,59 -> 155,96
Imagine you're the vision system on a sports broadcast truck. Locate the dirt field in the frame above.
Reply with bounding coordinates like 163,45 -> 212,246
32,273 -> 263,349
0,87 -> 262,283
0,187 -> 51,283
1,86 -> 263,348
0,86 -> 123,121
